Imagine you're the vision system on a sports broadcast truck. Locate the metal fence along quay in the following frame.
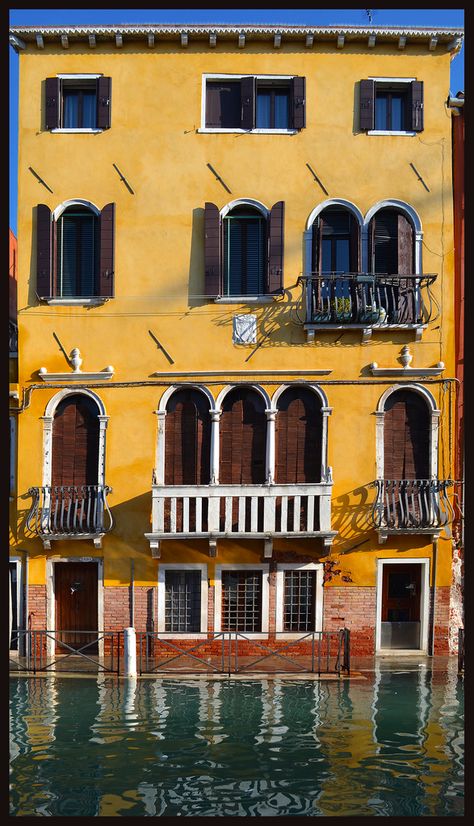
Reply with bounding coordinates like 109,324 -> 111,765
9,628 -> 350,677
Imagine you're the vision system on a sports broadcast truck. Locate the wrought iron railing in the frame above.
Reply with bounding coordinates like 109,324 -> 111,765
371,479 -> 453,531
26,484 -> 113,539
299,273 -> 438,326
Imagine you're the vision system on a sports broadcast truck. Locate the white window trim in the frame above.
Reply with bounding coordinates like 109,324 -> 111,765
375,558 -> 430,653
157,563 -> 208,637
9,557 -> 22,649
56,74 -> 103,80
368,130 -> 416,137
275,563 -> 324,637
367,77 -> 418,136
214,563 -> 270,637
51,128 -> 103,134
214,296 -> 275,304
46,557 -> 104,660
201,73 -> 298,133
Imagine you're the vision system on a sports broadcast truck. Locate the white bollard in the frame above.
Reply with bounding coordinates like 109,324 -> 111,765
123,627 -> 137,677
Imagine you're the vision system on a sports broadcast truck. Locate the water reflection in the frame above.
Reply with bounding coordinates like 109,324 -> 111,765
10,665 -> 464,817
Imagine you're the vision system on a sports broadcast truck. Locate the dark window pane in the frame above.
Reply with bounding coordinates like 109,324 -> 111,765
283,570 -> 316,632
222,571 -> 262,632
58,209 -> 98,296
335,239 -> 350,273
165,571 -> 201,632
256,90 -> 271,128
375,94 -> 388,130
321,239 -> 332,273
274,91 -> 289,128
63,90 -> 79,128
224,211 -> 265,295
391,95 -> 404,130
82,91 -> 97,128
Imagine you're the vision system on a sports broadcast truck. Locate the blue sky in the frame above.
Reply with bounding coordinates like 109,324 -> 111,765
9,8 -> 464,234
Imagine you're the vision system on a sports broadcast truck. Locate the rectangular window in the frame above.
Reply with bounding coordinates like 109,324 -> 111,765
203,75 -> 304,132
63,84 -> 97,128
283,570 -> 317,632
255,84 -> 290,129
165,570 -> 201,632
222,570 -> 262,632
57,210 -> 98,297
375,90 -> 406,131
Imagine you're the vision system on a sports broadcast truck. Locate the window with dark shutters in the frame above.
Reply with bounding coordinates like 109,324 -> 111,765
220,388 -> 266,484
36,202 -> 115,299
268,201 -> 285,293
223,206 -> 266,296
204,202 -> 221,296
164,389 -> 211,485
275,388 -> 323,484
204,76 -> 306,131
45,76 -> 112,130
360,79 -> 424,133
370,208 -> 415,322
383,390 -> 430,479
52,395 -> 100,488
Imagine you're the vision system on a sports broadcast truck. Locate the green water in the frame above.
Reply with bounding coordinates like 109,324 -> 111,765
10,666 -> 463,816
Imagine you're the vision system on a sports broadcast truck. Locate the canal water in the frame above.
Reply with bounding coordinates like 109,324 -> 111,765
10,664 -> 463,817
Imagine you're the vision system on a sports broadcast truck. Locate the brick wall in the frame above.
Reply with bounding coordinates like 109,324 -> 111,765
323,586 -> 376,656
27,585 -> 47,629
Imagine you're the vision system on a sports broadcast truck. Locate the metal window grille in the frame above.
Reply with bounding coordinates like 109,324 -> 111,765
283,570 -> 316,632
222,570 -> 262,632
165,570 -> 201,632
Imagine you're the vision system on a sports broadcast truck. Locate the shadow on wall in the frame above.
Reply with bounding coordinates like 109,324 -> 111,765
330,483 -> 376,553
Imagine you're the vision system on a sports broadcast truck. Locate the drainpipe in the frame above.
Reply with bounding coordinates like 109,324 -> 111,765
447,93 -> 465,115
430,537 -> 439,656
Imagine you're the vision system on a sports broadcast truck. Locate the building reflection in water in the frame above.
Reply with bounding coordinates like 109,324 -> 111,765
9,671 -> 464,817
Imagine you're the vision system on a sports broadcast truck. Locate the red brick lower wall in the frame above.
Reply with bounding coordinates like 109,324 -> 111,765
22,582 -> 452,658
323,586 -> 376,656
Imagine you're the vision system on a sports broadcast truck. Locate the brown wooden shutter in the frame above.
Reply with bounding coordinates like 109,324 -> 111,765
36,204 -> 52,298
97,76 -> 112,129
267,201 -> 285,293
291,76 -> 306,130
220,389 -> 266,484
45,77 -> 60,130
397,213 -> 415,321
204,202 -> 221,296
99,203 -> 115,297
165,390 -> 210,485
384,390 -> 430,479
409,81 -> 424,132
52,395 -> 100,488
276,388 -> 322,483
359,79 -> 375,130
241,76 -> 255,130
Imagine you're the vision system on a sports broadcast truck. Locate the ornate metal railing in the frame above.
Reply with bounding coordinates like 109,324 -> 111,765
371,479 -> 453,531
147,480 -> 334,540
299,273 -> 438,326
26,484 -> 113,539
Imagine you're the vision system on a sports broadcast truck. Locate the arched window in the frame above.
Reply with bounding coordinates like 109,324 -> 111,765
52,393 -> 100,488
220,387 -> 266,484
223,205 -> 266,296
56,205 -> 99,297
36,201 -> 115,300
311,206 -> 360,323
165,389 -> 211,485
369,207 -> 416,323
383,389 -> 430,480
204,200 -> 284,298
275,388 -> 323,483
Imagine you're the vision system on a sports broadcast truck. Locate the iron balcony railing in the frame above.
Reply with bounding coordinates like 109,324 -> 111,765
371,479 -> 453,532
147,479 -> 334,541
26,484 -> 113,539
299,273 -> 439,327
9,320 -> 18,355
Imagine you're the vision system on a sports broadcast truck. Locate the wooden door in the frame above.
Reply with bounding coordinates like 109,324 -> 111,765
55,562 -> 98,653
382,564 -> 421,622
384,390 -> 430,480
52,394 -> 99,488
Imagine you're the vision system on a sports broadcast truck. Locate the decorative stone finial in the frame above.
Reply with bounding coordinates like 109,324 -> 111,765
400,345 -> 413,368
69,348 -> 83,372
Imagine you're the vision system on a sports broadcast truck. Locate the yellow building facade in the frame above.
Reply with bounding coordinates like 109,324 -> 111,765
9,23 -> 463,661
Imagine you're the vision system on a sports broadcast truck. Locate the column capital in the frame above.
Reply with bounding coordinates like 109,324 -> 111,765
265,408 -> 278,420
210,408 -> 222,422
155,410 -> 167,418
